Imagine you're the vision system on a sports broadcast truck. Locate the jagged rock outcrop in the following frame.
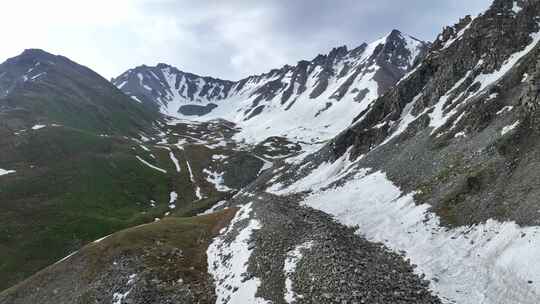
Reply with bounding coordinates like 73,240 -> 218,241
113,30 -> 429,143
318,0 -> 540,226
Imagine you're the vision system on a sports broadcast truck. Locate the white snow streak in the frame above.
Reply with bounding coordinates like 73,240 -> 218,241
254,155 -> 273,175
501,120 -> 520,135
186,160 -> 203,200
472,31 -> 540,95
200,200 -> 228,215
291,170 -> 540,304
270,148 -> 364,194
93,234 -> 112,243
169,151 -> 181,172
0,168 -> 16,176
54,250 -> 78,265
136,156 -> 167,174
284,241 -> 314,303
203,169 -> 232,192
207,203 -> 270,304
169,191 -> 178,209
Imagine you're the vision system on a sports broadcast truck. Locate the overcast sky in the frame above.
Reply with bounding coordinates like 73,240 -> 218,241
1,0 -> 492,80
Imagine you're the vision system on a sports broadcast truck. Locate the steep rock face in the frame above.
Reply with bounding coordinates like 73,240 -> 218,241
112,64 -> 236,116
323,0 -> 540,226
114,30 -> 429,143
0,49 -> 159,136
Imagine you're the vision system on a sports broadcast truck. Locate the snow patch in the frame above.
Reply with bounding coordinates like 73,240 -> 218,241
497,106 -> 514,115
169,151 -> 181,172
471,30 -> 540,96
54,250 -> 78,265
299,170 -> 540,304
93,234 -> 112,243
203,169 -> 232,192
169,191 -> 178,209
200,200 -> 228,215
284,241 -> 314,303
501,120 -> 520,135
136,156 -> 167,174
0,169 -> 16,176
112,290 -> 131,304
271,148 -> 365,194
207,202 -> 270,304
512,1 -> 523,14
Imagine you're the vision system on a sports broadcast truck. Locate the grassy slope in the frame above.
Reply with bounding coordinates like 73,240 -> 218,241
0,126 -> 211,290
0,50 -> 160,137
0,209 -> 237,304
0,118 -> 264,292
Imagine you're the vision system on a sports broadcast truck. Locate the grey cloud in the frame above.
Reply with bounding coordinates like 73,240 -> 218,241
0,1 -> 491,81
130,0 -> 492,81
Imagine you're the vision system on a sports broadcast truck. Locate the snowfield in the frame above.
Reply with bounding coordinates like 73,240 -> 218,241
277,165 -> 540,304
117,31 -> 425,146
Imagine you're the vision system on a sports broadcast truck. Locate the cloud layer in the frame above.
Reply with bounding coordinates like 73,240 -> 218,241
0,0 -> 492,80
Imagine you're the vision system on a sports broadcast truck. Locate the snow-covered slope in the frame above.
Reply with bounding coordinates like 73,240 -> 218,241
263,1 -> 540,302
113,30 -> 428,143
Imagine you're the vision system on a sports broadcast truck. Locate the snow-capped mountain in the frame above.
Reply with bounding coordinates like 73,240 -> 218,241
268,1 -> 540,302
113,30 -> 429,143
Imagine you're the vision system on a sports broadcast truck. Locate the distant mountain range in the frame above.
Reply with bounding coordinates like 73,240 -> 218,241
113,29 -> 428,143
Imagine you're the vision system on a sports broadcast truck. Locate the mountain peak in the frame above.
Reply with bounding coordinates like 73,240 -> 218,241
156,63 -> 172,69
388,29 -> 403,38
113,32 -> 429,139
20,48 -> 53,57
17,49 -> 59,62
385,29 -> 425,44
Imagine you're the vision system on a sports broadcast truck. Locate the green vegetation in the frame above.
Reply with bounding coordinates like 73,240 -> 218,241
0,209 -> 238,303
0,116 -> 264,291
81,209 -> 236,282
0,126 -> 217,290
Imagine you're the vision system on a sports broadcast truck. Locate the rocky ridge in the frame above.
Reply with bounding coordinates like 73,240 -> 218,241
113,30 -> 429,143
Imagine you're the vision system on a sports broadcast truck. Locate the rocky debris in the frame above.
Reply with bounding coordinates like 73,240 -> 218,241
214,191 -> 441,304
87,251 -> 215,304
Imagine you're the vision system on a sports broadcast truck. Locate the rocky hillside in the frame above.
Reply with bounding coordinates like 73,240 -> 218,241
324,0 -> 540,226
114,30 -> 429,143
0,49 -> 159,137
5,0 -> 540,303
266,0 -> 540,303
